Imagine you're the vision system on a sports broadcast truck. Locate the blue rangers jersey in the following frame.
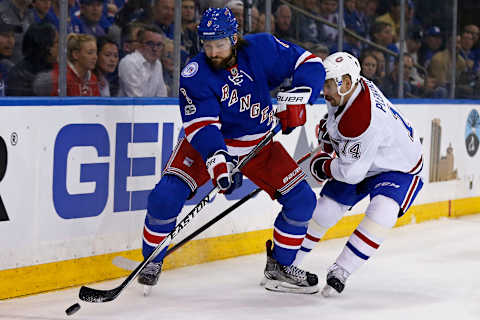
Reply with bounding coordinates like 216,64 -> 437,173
179,33 -> 325,160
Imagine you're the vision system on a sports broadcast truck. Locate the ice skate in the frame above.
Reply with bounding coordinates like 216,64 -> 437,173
321,263 -> 350,297
263,240 -> 319,294
138,261 -> 163,296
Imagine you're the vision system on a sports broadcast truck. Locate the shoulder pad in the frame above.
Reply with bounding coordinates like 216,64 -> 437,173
338,80 -> 372,138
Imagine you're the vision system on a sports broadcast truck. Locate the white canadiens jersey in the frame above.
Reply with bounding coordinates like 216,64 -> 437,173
325,77 -> 423,185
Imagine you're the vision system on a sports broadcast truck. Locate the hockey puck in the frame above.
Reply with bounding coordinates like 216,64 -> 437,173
65,302 -> 81,316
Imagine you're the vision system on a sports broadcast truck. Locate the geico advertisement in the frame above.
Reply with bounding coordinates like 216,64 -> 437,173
0,104 -> 324,268
0,102 -> 478,269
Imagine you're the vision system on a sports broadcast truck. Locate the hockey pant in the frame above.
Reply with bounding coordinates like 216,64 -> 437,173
142,138 -> 315,266
294,172 -> 423,274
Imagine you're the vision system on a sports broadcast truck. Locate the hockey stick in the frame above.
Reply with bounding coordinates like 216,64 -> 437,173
112,146 -> 321,271
79,123 -> 282,303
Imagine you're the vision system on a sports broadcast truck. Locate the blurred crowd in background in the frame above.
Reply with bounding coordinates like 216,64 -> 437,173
0,0 -> 478,99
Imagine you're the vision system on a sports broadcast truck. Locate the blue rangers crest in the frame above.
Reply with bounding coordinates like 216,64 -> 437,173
181,62 -> 199,78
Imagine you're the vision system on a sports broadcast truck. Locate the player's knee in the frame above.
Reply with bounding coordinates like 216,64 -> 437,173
312,195 -> 349,228
147,175 -> 191,220
279,180 -> 316,223
365,195 -> 399,229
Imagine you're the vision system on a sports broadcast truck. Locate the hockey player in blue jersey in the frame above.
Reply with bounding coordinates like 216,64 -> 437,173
137,7 -> 326,294
293,52 -> 423,296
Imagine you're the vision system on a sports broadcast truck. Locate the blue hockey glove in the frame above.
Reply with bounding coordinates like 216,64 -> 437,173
310,152 -> 333,183
276,86 -> 312,135
206,150 -> 243,194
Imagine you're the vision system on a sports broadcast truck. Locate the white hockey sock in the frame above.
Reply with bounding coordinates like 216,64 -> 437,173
336,197 -> 398,274
336,216 -> 390,274
293,220 -> 328,266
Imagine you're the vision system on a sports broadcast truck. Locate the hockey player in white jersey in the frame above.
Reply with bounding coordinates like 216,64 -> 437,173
294,52 -> 424,296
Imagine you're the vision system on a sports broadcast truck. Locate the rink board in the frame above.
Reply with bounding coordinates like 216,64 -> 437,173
0,98 -> 479,299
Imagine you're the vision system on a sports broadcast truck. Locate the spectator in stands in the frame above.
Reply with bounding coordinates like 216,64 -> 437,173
318,0 -> 341,47
419,26 -> 443,69
298,0 -> 325,45
0,22 -> 21,72
456,31 -> 480,99
152,0 -> 174,38
309,43 -> 329,60
359,51 -> 378,81
107,0 -> 151,45
0,0 -> 35,63
255,12 -> 275,33
382,53 -> 418,98
404,27 -> 424,88
344,0 -> 367,39
161,38 -> 174,96
118,25 -> 167,97
330,24 -> 362,58
180,0 -> 200,59
250,5 -> 260,34
370,21 -> 397,69
458,30 -> 476,71
405,27 -> 422,64
357,0 -> 378,33
30,0 -> 52,23
44,33 -> 100,96
375,0 -> 416,42
370,48 -> 386,80
120,22 -> 143,58
414,0 -> 451,34
181,0 -> 197,32
93,35 -> 119,96
6,22 -> 57,96
428,35 -> 466,95
226,0 -> 244,32
421,75 -> 447,99
78,0 -> 106,37
0,22 -> 22,95
274,4 -> 295,43
44,0 -> 82,33
464,24 -> 480,71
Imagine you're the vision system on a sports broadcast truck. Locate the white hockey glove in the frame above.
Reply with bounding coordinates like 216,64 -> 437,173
310,152 -> 333,183
206,150 -> 243,194
276,86 -> 312,135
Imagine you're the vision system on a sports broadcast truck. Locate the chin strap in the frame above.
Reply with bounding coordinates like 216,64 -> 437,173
335,76 -> 357,106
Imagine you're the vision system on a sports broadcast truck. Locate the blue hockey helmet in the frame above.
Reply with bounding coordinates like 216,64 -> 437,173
198,8 -> 239,44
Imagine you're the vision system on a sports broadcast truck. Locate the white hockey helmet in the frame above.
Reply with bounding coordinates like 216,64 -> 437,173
323,52 -> 361,104
323,51 -> 361,84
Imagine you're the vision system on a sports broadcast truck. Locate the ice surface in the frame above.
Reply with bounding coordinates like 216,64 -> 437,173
1,214 -> 480,320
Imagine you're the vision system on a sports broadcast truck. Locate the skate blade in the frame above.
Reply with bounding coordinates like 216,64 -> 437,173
143,285 -> 152,297
321,284 -> 340,297
264,279 -> 319,294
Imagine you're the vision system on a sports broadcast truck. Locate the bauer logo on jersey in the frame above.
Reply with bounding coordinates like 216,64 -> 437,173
184,104 -> 196,115
181,62 -> 199,78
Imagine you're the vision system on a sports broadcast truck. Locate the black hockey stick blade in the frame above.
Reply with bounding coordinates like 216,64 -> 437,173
79,286 -> 122,303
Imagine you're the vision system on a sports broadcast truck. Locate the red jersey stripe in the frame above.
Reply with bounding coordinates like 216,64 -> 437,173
184,120 -> 220,136
273,230 -> 304,246
143,226 -> 167,245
